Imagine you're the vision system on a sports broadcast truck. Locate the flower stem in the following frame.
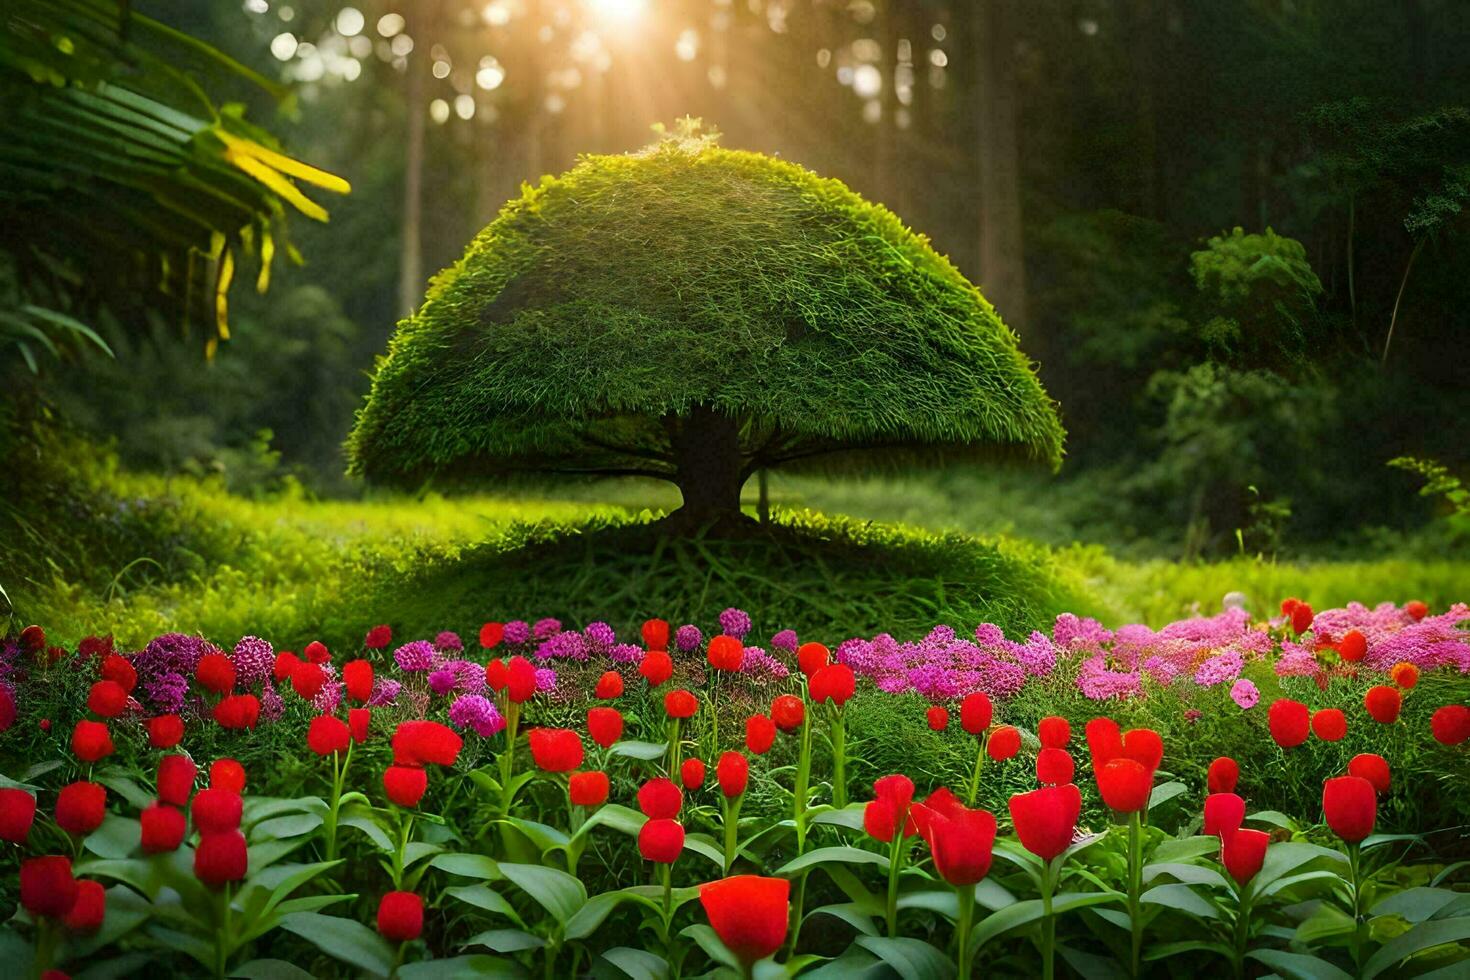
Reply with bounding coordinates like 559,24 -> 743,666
955,883 -> 976,978
1347,842 -> 1364,973
967,736 -> 987,806
499,703 -> 520,816
886,834 -> 905,937
1040,858 -> 1056,980
1127,812 -> 1142,978
830,709 -> 847,809
1231,883 -> 1252,980
721,795 -> 743,874
793,711 -> 812,851
785,868 -> 809,957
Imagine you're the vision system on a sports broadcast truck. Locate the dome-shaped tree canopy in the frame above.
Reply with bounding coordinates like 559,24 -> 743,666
348,128 -> 1063,524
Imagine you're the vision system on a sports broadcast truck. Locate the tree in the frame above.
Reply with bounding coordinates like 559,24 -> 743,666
347,124 -> 1063,529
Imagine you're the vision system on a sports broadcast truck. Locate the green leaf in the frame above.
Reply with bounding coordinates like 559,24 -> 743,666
83,815 -> 139,859
431,854 -> 502,880
576,803 -> 646,840
230,960 -> 319,980
609,740 -> 668,760
279,912 -> 396,976
806,901 -> 880,936
463,928 -> 546,953
969,892 -> 1121,954
1142,862 -> 1227,888
896,890 -> 958,918
682,832 -> 726,867
1294,902 -> 1356,946
777,846 -> 889,875
499,862 -> 588,924
681,923 -> 744,973
854,935 -> 956,980
1371,886 -> 1466,923
1247,810 -> 1297,831
1254,841 -> 1345,894
1060,943 -> 1131,980
811,804 -> 867,832
446,885 -> 524,925
339,814 -> 394,852
250,812 -> 324,841
398,956 -> 524,978
1140,883 -> 1217,919
1143,939 -> 1235,961
404,841 -> 444,867
95,771 -> 155,810
67,884 -> 153,959
1247,949 -> 1353,980
1147,781 -> 1187,811
1259,870 -> 1345,900
1150,836 -> 1221,864
601,947 -> 671,980
1363,917 -> 1470,979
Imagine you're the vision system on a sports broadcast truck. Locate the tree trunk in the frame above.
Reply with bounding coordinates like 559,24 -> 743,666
972,0 -> 1030,337
667,405 -> 748,529
398,57 -> 424,318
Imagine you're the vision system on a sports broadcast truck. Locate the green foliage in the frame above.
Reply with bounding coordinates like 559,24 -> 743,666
1189,227 -> 1324,367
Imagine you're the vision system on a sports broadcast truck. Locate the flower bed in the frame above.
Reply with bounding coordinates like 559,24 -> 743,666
1,599 -> 1468,978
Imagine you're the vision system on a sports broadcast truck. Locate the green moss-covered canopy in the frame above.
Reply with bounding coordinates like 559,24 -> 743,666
348,129 -> 1063,515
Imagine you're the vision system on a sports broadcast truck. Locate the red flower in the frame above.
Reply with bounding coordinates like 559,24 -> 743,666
1036,748 -> 1074,786
377,891 -> 424,942
717,752 -> 749,797
210,759 -> 246,793
864,774 -> 918,843
959,692 -> 992,734
797,642 -> 830,677
595,670 -> 623,699
1268,699 -> 1310,748
392,721 -> 464,767
770,695 -> 804,732
927,706 -> 949,731
664,689 -> 699,719
1120,728 -> 1163,771
191,788 -> 242,834
1038,716 -> 1071,748
194,830 -> 248,887
349,708 -> 371,744
1364,685 -> 1402,724
99,654 -> 137,694
707,636 -> 744,672
1310,709 -> 1348,742
343,660 -> 374,703
699,875 -> 790,965
213,694 -> 260,730
384,766 -> 428,808
365,625 -> 393,649
308,715 -> 351,756
19,624 -> 47,653
1221,827 -> 1270,886
1338,629 -> 1367,662
1207,757 -> 1239,794
1431,704 -> 1470,746
1008,783 -> 1081,862
809,664 -> 856,706
529,728 -> 584,772
913,793 -> 998,886
1405,600 -> 1428,621
20,856 -> 77,919
290,662 -> 326,700
1203,792 -> 1246,837
1085,716 -> 1123,770
79,635 -> 114,659
0,788 -> 37,844
638,818 -> 684,863
56,781 -> 106,836
71,720 -> 114,763
507,656 -> 538,703
85,680 -> 127,718
639,651 -> 673,688
569,771 -> 610,807
273,651 -> 301,683
680,757 -> 706,790
64,879 -> 105,933
485,659 -> 508,692
1097,758 -> 1153,813
304,640 -> 330,664
140,804 -> 186,853
1290,602 -> 1314,634
586,707 -> 623,749
157,754 -> 197,807
195,654 -> 236,694
479,622 -> 505,649
1323,775 -> 1377,843
987,726 -> 1021,761
1390,663 -> 1419,690
642,619 -> 670,651
638,777 -> 683,818
1347,753 -> 1391,794
745,714 -> 776,755
147,714 -> 184,749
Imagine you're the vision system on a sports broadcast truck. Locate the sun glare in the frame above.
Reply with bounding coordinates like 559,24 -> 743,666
585,0 -> 648,27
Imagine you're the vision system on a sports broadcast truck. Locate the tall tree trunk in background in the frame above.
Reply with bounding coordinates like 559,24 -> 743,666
398,58 -> 424,317
971,0 -> 1030,340
875,2 -> 904,218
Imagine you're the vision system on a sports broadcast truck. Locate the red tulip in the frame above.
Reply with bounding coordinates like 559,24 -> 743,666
1291,602 -> 1314,634
1364,685 -> 1402,724
274,651 -> 301,683
1120,728 -> 1163,771
86,681 -> 128,719
194,830 -> 248,887
1268,699 -> 1310,749
55,782 -> 106,836
213,694 -> 260,730
1220,827 -> 1270,885
343,660 -> 374,703
1323,776 -> 1377,842
1097,758 -> 1153,813
797,643 -> 830,677
1207,757 -> 1240,794
1038,716 -> 1070,748
210,759 -> 246,793
1085,716 -> 1123,770
595,670 -> 624,699
365,625 -> 393,649
0,788 -> 37,844
1008,783 -> 1081,861
157,754 -> 197,807
1347,753 -> 1391,794
680,757 -> 706,790
146,714 -> 185,749
140,804 -> 186,853
304,641 -> 331,664
528,728 -> 585,773
71,720 -> 114,763
307,715 -> 350,756
195,653 -> 236,694
384,765 -> 428,808
637,778 -> 683,819
770,695 -> 804,732
485,658 -> 508,692
1391,663 -> 1419,690
1430,704 -> 1470,746
1203,793 -> 1246,837
349,708 -> 371,743
639,651 -> 674,687
479,622 -> 505,649
810,664 -> 856,706
707,635 -> 744,672
914,794 -> 998,886
569,771 -> 610,807
1338,629 -> 1367,662
377,891 -> 424,942
959,692 -> 992,734
20,856 -> 78,919
392,720 -> 464,767
717,752 -> 749,798
699,875 -> 790,964
1405,600 -> 1428,621
1036,748 -> 1075,786
1311,709 -> 1348,742
290,662 -> 326,700
191,788 -> 242,834
639,818 -> 685,863
642,619 -> 670,651
18,624 -> 46,652
987,725 -> 1021,761
745,714 -> 776,755
99,654 -> 137,693
927,706 -> 949,731
664,689 -> 699,719
506,655 -> 538,702
64,880 -> 105,933
587,706 -> 623,748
